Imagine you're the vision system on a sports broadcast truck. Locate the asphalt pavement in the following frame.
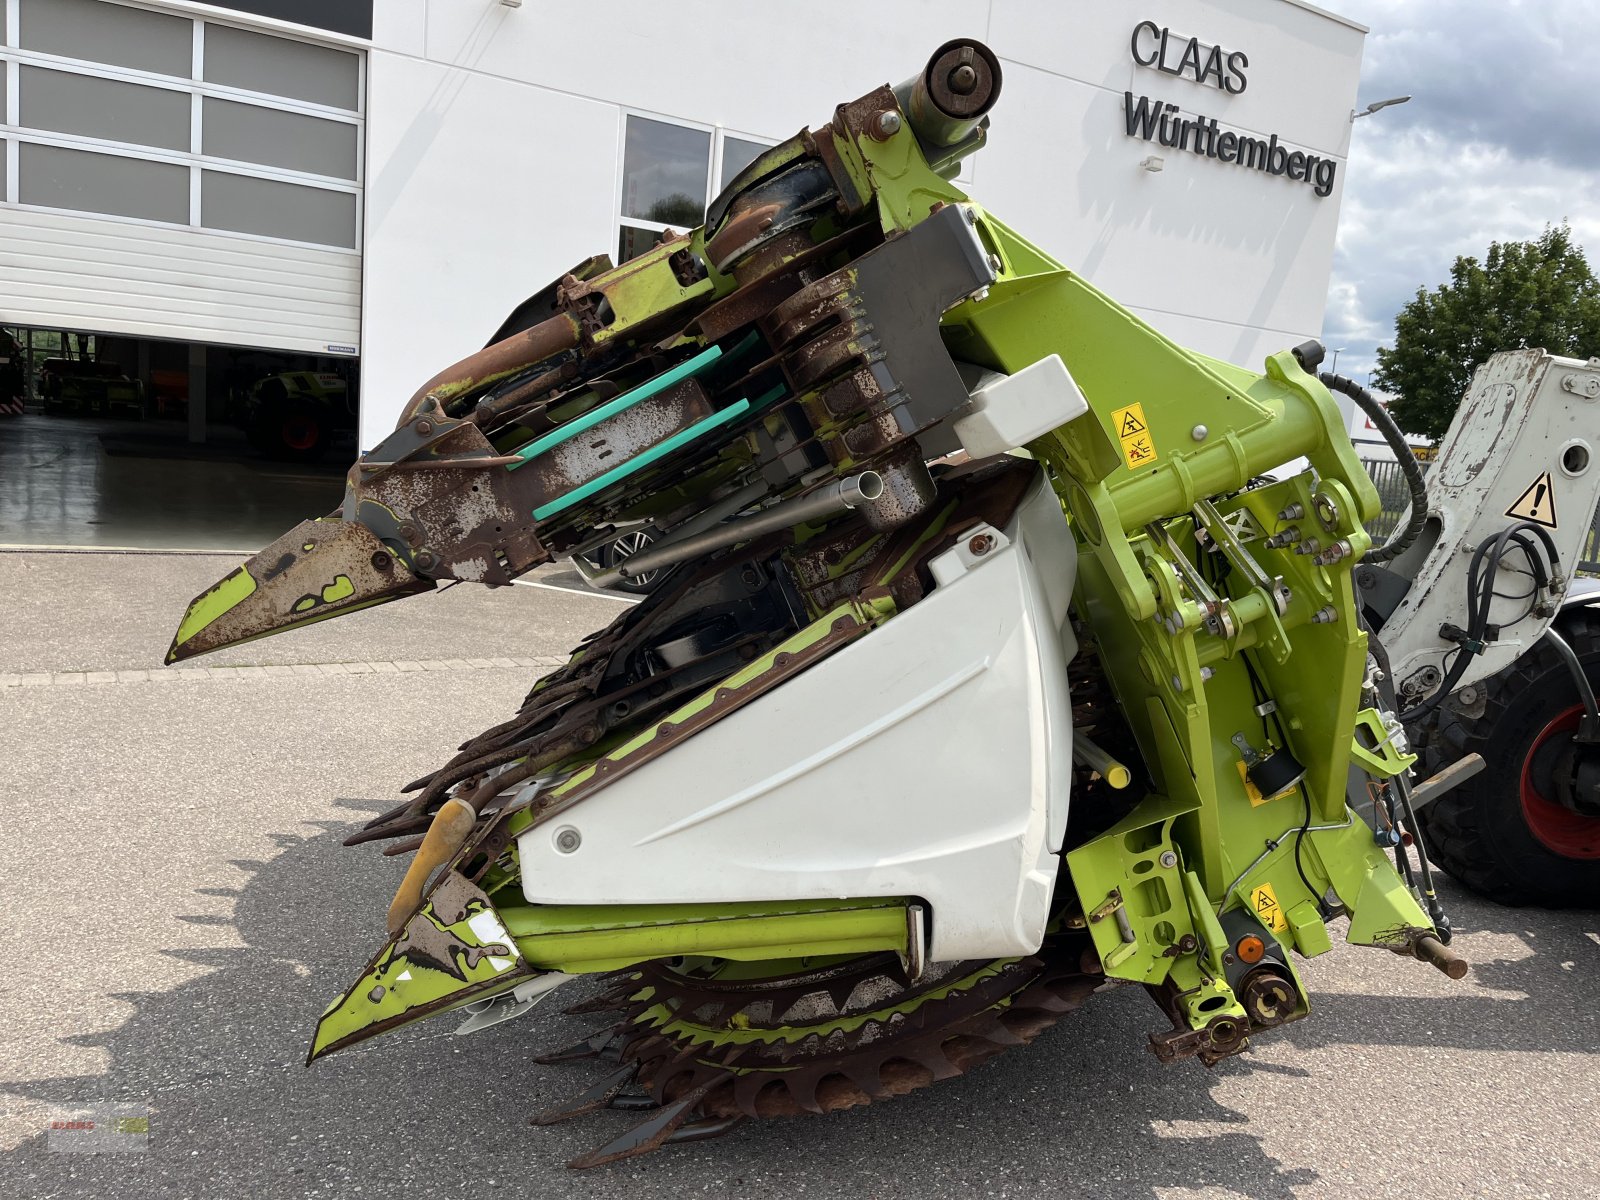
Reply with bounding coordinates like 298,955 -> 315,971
2,550 -> 1597,1199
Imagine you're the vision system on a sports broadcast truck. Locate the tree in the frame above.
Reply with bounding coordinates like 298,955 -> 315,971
645,193 -> 704,227
1374,225 -> 1600,442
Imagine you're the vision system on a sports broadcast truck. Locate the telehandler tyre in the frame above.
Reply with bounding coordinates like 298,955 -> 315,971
1421,606 -> 1600,907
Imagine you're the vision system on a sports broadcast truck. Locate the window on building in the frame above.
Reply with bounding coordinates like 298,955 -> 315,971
2,1 -> 363,250
720,136 -> 767,191
616,116 -> 772,264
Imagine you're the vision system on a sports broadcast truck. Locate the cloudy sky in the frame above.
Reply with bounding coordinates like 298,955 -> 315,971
1322,0 -> 1597,386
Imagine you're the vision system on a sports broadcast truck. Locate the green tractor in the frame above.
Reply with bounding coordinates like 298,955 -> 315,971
244,369 -> 355,461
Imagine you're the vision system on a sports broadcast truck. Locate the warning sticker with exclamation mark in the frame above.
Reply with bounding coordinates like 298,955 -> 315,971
1504,471 -> 1559,529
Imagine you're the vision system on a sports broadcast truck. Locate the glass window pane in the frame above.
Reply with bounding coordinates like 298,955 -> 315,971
720,136 -> 768,191
19,0 -> 193,80
621,116 -> 709,225
19,142 -> 189,223
202,1 -> 372,40
203,98 -> 357,180
203,24 -> 360,112
20,67 -> 191,153
618,224 -> 673,265
202,170 -> 357,248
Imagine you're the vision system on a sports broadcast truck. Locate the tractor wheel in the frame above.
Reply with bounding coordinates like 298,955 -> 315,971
1420,606 -> 1600,907
252,386 -> 326,462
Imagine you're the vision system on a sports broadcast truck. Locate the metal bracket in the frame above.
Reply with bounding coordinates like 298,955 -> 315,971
1349,707 -> 1418,778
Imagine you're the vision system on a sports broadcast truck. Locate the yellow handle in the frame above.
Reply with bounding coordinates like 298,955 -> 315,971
386,797 -> 477,937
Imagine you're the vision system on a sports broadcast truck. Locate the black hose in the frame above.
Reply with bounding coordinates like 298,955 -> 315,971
1319,372 -> 1429,562
1402,519 -> 1561,720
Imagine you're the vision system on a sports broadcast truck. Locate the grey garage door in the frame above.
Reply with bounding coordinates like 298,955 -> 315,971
0,0 -> 364,355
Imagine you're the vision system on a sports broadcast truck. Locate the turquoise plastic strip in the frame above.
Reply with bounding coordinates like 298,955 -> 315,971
533,399 -> 753,521
508,344 -> 723,469
720,329 -> 762,364
749,382 -> 787,410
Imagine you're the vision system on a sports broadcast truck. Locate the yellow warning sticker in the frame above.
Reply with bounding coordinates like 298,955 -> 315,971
1114,405 -> 1149,438
1250,881 -> 1288,932
1504,471 -> 1558,529
1111,402 -> 1159,470
1236,759 -> 1275,807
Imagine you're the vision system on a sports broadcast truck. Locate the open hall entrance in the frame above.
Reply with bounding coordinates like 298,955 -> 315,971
0,323 -> 356,550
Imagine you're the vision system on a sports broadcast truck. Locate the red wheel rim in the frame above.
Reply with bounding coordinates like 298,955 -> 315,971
1520,704 -> 1600,859
282,415 -> 318,451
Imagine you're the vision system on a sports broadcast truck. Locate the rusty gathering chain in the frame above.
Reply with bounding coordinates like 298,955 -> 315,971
534,942 -> 1097,1168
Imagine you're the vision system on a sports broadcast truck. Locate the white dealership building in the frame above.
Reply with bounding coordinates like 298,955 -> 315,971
0,0 -> 1368,545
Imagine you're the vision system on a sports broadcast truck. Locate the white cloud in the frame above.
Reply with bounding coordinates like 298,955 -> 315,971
1321,1 -> 1600,383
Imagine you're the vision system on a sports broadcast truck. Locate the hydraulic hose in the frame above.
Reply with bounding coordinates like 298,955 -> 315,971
1319,372 -> 1429,562
1401,519 -> 1561,720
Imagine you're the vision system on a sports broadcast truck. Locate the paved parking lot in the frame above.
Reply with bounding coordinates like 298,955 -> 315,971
2,550 -> 1597,1199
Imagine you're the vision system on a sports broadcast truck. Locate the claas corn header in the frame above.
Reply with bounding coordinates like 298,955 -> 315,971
170,41 -> 1480,1168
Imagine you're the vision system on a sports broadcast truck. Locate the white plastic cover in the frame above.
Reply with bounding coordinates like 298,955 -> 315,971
954,353 -> 1088,459
519,470 -> 1079,961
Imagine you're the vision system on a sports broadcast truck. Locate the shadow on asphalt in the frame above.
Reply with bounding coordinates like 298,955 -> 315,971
9,810 -> 1596,1198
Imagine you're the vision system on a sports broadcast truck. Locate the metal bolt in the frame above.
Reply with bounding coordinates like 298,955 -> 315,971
987,254 -> 1003,275
554,827 -> 582,854
1311,605 -> 1338,623
1315,539 -> 1352,566
875,110 -> 902,138
415,419 -> 433,436
969,286 -> 990,304
949,63 -> 978,94
1277,503 -> 1305,522
1171,674 -> 1184,693
1200,666 -> 1215,682
1159,850 -> 1178,869
1314,493 -> 1340,530
413,549 -> 437,570
1191,424 -> 1208,442
968,533 -> 995,556
368,985 -> 385,1002
370,552 -> 393,572
1294,539 -> 1319,556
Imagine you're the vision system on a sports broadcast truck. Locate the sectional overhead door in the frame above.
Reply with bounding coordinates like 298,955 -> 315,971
0,0 -> 364,354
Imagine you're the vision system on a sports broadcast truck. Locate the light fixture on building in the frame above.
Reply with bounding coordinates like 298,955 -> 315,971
1351,95 -> 1410,121
1140,156 -> 1165,173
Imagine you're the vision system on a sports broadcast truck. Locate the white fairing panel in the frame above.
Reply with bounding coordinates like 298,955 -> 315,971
519,470 -> 1079,961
